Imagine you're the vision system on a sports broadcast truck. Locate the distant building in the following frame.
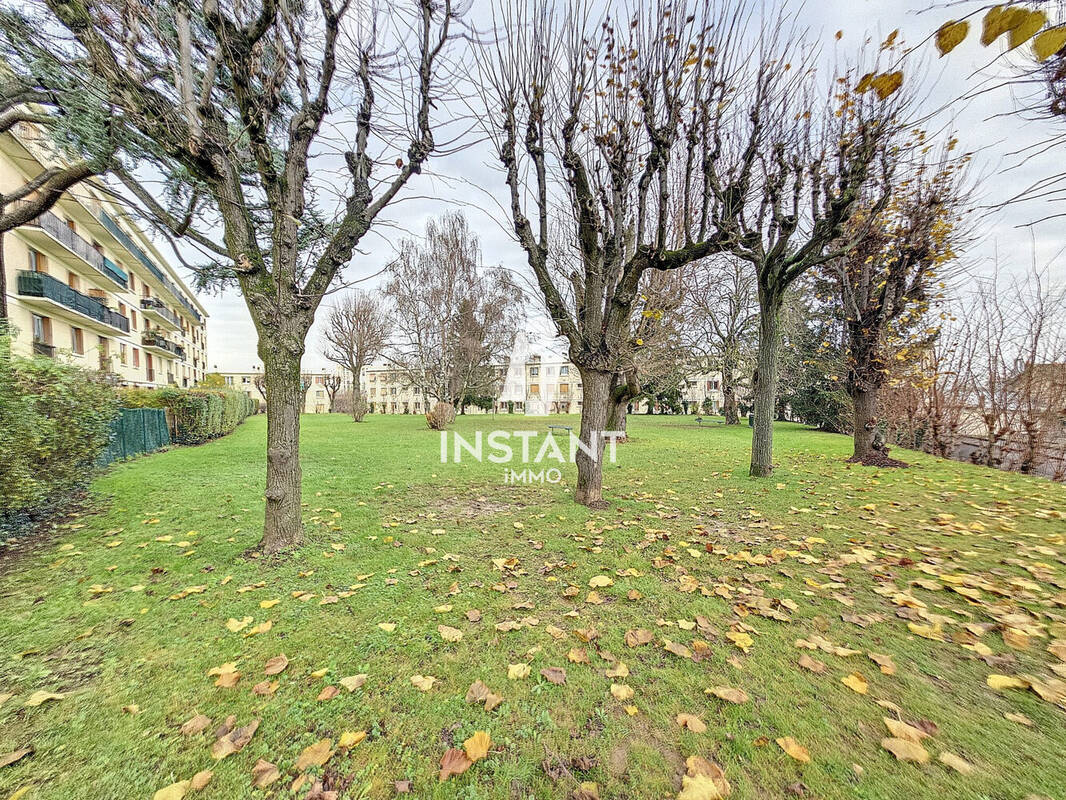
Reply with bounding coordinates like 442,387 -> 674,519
218,370 -> 348,414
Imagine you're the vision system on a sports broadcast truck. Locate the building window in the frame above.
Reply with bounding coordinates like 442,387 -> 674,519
28,248 -> 46,273
70,327 -> 84,355
129,274 -> 136,292
530,367 -> 539,376
530,383 -> 540,395
130,310 -> 137,329
67,271 -> 79,291
32,314 -> 50,343
119,343 -> 128,365
225,376 -> 234,386
560,365 -> 569,376
560,383 -> 569,395
133,348 -> 140,367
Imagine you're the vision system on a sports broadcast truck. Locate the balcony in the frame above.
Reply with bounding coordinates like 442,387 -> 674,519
16,206 -> 128,289
32,341 -> 56,358
140,297 -> 180,331
99,211 -> 201,321
141,332 -> 186,360
16,271 -> 130,334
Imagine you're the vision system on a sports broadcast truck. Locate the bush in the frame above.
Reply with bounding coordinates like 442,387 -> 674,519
0,338 -> 118,531
119,386 -> 257,444
351,396 -> 368,422
425,401 -> 454,430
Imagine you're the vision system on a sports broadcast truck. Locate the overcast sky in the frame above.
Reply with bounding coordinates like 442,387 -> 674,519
182,0 -> 1066,374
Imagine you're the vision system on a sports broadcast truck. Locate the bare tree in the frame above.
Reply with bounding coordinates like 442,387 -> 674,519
822,138 -> 970,461
684,258 -> 759,424
477,0 -> 804,506
322,292 -> 390,421
16,0 -> 462,552
384,211 -> 523,423
323,374 -> 342,412
726,49 -> 909,477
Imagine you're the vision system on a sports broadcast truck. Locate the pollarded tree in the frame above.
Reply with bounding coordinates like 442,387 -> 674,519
478,0 -> 808,506
384,211 -> 523,421
821,137 -> 970,461
16,0 -> 461,552
322,292 -> 391,421
727,50 -> 909,477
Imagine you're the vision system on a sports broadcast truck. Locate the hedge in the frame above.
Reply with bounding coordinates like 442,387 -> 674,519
0,337 -> 118,532
119,386 -> 257,444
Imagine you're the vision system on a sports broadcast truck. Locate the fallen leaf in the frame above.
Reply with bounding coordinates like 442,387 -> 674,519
339,674 -> 367,692
938,751 -> 974,775
180,714 -> 212,735
881,737 -> 929,763
986,674 -> 1030,691
507,663 -> 531,680
251,759 -> 281,788
463,730 -> 492,761
540,667 -> 566,685
867,652 -> 897,676
610,683 -> 635,701
338,730 -> 367,748
625,629 -> 654,647
798,654 -> 826,674
776,737 -> 810,763
707,686 -> 749,704
588,575 -> 613,588
841,672 -> 869,695
190,770 -> 212,790
264,654 -> 289,675
23,690 -> 64,707
153,781 -> 189,800
295,739 -> 334,771
438,625 -> 463,643
411,675 -> 436,691
676,713 -> 707,733
439,748 -> 472,781
317,685 -> 339,701
883,717 -> 928,743
0,748 -> 33,769
211,719 -> 259,760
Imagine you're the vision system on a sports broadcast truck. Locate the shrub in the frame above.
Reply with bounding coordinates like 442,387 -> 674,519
0,338 -> 118,531
119,386 -> 257,444
426,401 -> 454,430
351,396 -> 368,422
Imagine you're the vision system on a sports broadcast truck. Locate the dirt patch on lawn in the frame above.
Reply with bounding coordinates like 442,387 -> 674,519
846,450 -> 910,468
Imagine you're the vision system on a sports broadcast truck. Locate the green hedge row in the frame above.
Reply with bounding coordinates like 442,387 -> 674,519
0,337 -> 118,531
119,387 -> 258,444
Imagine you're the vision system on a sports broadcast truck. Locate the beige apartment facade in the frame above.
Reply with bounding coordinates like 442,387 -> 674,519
2,121 -> 208,386
220,371 -> 349,414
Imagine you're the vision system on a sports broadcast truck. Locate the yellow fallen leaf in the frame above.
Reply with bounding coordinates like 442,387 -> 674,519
588,575 -> 613,588
378,622 -> 397,632
463,730 -> 492,761
339,674 -> 367,692
938,751 -> 974,774
23,690 -> 65,707
883,717 -> 928,743
677,773 -> 726,800
438,625 -> 463,643
841,672 -> 869,695
676,713 -> 707,733
610,683 -> 634,701
508,663 -> 531,680
987,674 -> 1030,691
881,737 -> 929,763
707,686 -> 748,704
153,781 -> 190,800
259,599 -> 280,609
225,616 -> 252,632
776,736 -> 810,763
726,631 -> 753,652
338,730 -> 367,748
411,674 -> 436,691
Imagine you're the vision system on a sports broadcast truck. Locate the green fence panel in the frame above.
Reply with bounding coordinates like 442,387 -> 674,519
100,408 -> 171,465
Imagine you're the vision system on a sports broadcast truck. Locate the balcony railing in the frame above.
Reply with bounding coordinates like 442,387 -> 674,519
99,211 -> 201,321
17,204 -> 128,289
140,297 -> 180,327
17,270 -> 130,333
142,332 -> 186,360
32,341 -> 56,358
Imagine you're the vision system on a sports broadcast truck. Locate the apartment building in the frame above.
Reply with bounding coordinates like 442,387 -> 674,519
2,121 -> 208,386
220,370 -> 348,414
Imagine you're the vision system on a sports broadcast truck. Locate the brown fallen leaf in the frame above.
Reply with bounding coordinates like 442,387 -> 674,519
295,739 -> 334,771
798,653 -> 827,674
881,737 -> 929,763
214,671 -> 241,689
264,654 -> 289,676
316,685 -> 339,701
189,770 -> 213,791
394,779 -> 412,793
180,714 -> 212,736
0,748 -> 33,769
676,713 -> 707,733
776,737 -> 810,763
439,748 -> 473,781
252,680 -> 279,696
664,640 -> 693,659
540,667 -> 567,685
251,759 -> 281,788
625,629 -> 654,647
211,719 -> 260,760
867,652 -> 897,676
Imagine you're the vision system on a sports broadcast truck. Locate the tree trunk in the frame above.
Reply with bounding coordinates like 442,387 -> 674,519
607,397 -> 627,441
722,351 -> 739,423
851,387 -> 877,460
575,368 -> 611,508
750,297 -> 781,478
260,344 -> 304,553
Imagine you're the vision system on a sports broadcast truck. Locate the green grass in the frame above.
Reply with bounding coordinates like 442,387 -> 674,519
1,413 -> 1065,800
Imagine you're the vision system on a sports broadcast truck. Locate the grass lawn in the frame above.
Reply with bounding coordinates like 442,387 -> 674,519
1,413 -> 1065,800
